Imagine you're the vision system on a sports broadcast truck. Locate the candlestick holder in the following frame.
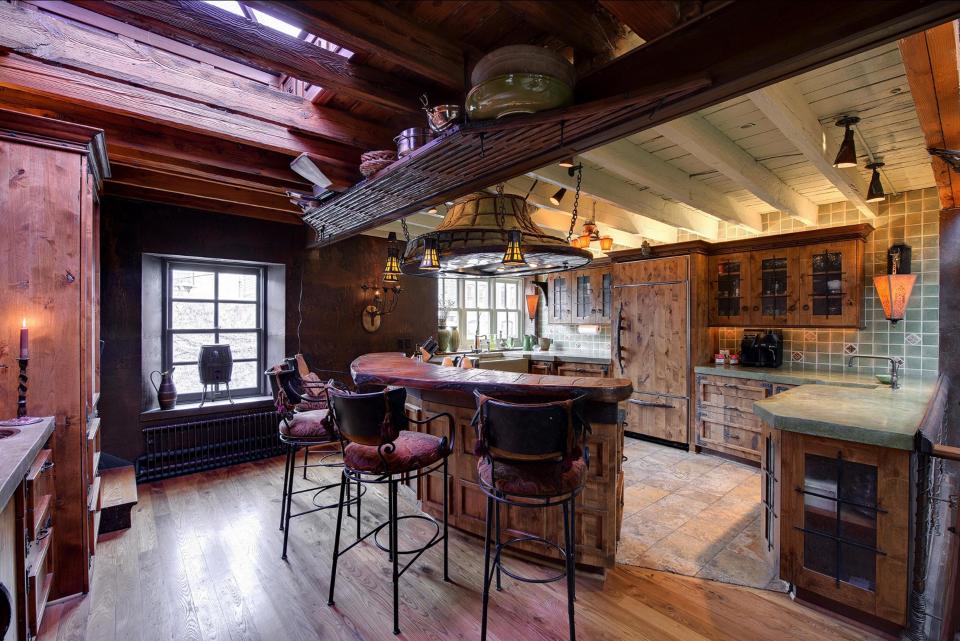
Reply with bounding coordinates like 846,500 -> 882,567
0,359 -> 42,426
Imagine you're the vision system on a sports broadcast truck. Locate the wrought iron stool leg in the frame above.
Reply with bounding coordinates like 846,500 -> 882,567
356,479 -> 362,540
391,478 -> 400,635
564,498 -> 576,641
346,474 -> 352,518
494,500 -> 503,591
302,446 -> 309,479
481,495 -> 494,641
443,456 -> 450,582
327,471 -> 348,606
281,444 -> 298,560
570,497 -> 577,603
279,443 -> 292,531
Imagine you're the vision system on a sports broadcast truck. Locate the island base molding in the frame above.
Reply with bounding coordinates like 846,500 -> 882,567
405,389 -> 625,573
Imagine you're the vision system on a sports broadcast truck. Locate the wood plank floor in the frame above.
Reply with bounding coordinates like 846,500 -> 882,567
40,455 -> 884,641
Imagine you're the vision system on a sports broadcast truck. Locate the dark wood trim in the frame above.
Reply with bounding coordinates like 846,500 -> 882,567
609,224 -> 875,263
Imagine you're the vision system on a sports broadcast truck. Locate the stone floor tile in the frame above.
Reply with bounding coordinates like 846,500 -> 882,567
622,484 -> 670,517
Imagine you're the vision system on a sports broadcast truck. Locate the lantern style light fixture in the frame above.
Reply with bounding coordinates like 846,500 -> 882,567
525,290 -> 540,320
865,161 -> 886,203
832,116 -> 860,168
382,231 -> 402,283
502,229 -> 526,266
873,243 -> 915,324
420,237 -> 441,271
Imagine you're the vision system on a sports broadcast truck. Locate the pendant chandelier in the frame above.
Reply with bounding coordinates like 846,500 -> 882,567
569,202 -> 613,251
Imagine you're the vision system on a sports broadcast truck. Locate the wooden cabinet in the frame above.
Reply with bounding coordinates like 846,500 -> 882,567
528,360 -> 556,376
572,270 -> 595,323
556,362 -> 610,377
547,272 -> 572,323
797,240 -> 863,327
695,374 -> 795,463
708,253 -> 751,326
625,393 -> 688,444
777,431 -> 910,627
561,266 -> 613,325
751,248 -> 800,325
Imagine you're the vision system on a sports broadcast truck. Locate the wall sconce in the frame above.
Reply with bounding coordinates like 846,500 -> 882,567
361,284 -> 401,333
873,243 -> 915,324
525,291 -> 540,320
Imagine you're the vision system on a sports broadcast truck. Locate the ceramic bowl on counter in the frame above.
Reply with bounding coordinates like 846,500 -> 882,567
465,73 -> 573,120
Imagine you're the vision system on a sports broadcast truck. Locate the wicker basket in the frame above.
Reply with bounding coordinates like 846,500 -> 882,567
360,149 -> 397,163
360,159 -> 394,177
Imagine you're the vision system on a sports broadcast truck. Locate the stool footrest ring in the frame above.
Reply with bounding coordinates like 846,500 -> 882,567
494,535 -> 568,584
372,514 -> 441,556
311,481 -> 366,510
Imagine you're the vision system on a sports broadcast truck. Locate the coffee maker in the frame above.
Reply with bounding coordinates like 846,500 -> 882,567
739,330 -> 784,368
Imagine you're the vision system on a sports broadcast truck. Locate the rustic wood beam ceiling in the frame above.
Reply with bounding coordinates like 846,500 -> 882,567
598,0 -> 722,42
244,0 -> 467,93
529,163 -> 720,239
655,114 -> 820,225
500,1 -> 621,60
1,2 -> 389,152
899,21 -> 960,209
748,81 -> 878,218
67,0 -> 424,114
582,140 -> 763,231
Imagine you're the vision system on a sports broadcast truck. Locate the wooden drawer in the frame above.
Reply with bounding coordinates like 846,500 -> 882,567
625,393 -> 687,444
698,404 -> 762,431
556,362 -> 609,377
26,525 -> 53,636
698,416 -> 761,459
698,375 -> 769,410
25,449 -> 54,542
529,361 -> 556,375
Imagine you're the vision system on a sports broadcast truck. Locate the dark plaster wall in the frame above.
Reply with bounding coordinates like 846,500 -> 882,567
99,197 -> 436,462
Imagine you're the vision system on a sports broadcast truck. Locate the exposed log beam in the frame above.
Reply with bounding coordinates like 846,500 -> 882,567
68,0 -> 423,114
502,179 -> 677,245
0,53 -> 361,178
582,140 -> 763,231
748,81 -> 877,218
529,164 -> 719,240
599,0 -> 716,42
109,163 -> 300,213
0,87 -> 316,191
899,21 -> 960,209
501,1 -> 619,59
1,1 -> 391,151
106,182 -> 303,224
655,114 -> 819,225
245,0 -> 466,92
579,1 -> 960,126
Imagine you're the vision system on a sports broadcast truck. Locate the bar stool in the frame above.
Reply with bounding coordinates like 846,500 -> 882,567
266,365 -> 363,561
327,386 -> 454,636
472,390 -> 591,641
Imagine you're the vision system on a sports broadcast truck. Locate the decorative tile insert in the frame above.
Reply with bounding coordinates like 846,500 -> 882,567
791,351 -> 804,362
906,333 -> 923,346
843,343 -> 858,355
804,331 -> 817,341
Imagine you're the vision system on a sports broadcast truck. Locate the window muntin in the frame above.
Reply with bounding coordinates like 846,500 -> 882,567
164,261 -> 265,401
438,277 -> 523,350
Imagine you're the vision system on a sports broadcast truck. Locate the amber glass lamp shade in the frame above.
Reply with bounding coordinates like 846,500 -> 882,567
873,273 -> 916,324
600,235 -> 613,251
502,230 -> 526,266
420,237 -> 441,271
525,292 -> 540,320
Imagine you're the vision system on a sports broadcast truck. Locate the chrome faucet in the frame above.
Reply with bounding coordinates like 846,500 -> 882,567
847,355 -> 903,389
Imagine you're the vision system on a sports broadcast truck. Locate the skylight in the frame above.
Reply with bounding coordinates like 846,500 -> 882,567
204,1 -> 244,17
250,8 -> 302,38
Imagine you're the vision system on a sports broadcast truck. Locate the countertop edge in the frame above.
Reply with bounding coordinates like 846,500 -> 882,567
753,404 -> 915,450
0,416 -> 55,509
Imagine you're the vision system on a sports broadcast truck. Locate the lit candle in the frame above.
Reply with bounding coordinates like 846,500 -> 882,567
19,318 -> 28,360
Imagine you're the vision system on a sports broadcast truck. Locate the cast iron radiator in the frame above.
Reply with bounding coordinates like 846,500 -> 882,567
136,407 -> 281,482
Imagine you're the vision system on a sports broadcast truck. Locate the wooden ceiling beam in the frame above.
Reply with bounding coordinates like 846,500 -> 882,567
579,1 -> 960,125
529,164 -> 719,240
67,0 -> 423,114
244,0 -> 466,92
899,21 -> 960,209
1,1 -> 391,151
655,114 -> 819,225
582,140 -> 763,231
500,1 -> 619,60
0,53 -> 361,182
599,1 -> 685,42
748,81 -> 877,218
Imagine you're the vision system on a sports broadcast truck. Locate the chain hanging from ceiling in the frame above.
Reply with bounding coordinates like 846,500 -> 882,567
565,164 -> 583,242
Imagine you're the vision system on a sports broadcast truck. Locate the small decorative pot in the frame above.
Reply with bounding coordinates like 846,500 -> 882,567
150,368 -> 177,410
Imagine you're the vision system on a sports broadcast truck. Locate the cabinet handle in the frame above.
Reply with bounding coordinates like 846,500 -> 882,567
629,399 -> 674,409
752,305 -> 759,311
741,305 -> 749,312
802,304 -> 810,311
40,461 -> 54,472
788,304 -> 796,312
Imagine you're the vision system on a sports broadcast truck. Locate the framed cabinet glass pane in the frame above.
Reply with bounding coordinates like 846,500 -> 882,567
760,256 -> 789,316
810,251 -> 844,317
716,260 -> 743,318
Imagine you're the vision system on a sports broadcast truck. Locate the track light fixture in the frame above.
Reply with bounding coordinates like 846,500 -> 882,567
833,116 -> 860,168
549,187 -> 567,206
865,162 -> 886,203
558,157 -> 575,168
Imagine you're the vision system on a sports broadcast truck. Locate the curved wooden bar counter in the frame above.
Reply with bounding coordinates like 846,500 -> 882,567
351,352 -> 633,571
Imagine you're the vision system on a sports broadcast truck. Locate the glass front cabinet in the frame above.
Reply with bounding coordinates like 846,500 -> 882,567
798,240 -> 863,327
751,248 -> 800,325
552,267 -> 612,325
775,431 -> 910,627
708,252 -> 751,326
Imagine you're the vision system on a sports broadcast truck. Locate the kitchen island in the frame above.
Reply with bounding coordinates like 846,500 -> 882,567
350,352 -> 632,571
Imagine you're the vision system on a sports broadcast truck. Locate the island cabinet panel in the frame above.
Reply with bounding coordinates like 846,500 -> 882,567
411,397 -> 624,570
778,431 -> 910,627
556,362 -> 610,378
528,361 -> 556,376
760,422 -> 782,574
695,374 -> 795,463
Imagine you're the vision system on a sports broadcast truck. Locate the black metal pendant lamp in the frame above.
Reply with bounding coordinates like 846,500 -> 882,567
833,116 -> 860,168
865,162 -> 886,202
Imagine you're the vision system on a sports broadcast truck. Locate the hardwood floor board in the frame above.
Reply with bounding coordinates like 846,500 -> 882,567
39,457 -> 886,641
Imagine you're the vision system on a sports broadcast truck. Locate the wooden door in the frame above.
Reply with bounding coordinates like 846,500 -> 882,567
779,432 -> 910,626
750,248 -> 800,325
616,279 -> 687,398
572,270 -> 594,323
548,273 -> 571,324
797,240 -> 862,327
708,252 -> 751,326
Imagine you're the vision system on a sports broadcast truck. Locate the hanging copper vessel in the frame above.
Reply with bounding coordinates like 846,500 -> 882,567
401,192 -> 592,276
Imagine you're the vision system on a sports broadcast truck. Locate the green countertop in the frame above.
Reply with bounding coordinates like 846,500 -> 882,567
695,364 -> 938,450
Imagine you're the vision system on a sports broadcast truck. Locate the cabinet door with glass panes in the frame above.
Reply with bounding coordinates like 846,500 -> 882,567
547,273 -> 572,324
779,432 -> 909,626
797,240 -> 862,327
572,270 -> 595,323
708,253 -> 751,326
749,248 -> 799,326
596,269 -> 612,323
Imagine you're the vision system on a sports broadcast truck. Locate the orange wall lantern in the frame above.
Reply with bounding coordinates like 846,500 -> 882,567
873,244 -> 915,324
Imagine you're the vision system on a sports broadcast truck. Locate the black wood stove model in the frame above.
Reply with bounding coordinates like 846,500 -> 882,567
198,344 -> 234,407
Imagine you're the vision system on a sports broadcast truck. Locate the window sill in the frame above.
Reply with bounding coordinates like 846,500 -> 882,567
140,395 -> 274,423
